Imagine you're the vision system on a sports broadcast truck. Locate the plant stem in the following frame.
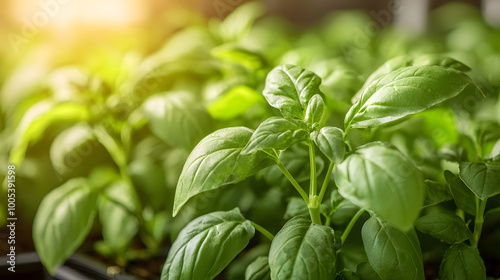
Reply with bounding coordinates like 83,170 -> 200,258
250,221 -> 274,241
471,197 -> 487,248
308,198 -> 322,225
309,141 -> 317,196
276,160 -> 309,204
340,209 -> 365,245
318,162 -> 334,203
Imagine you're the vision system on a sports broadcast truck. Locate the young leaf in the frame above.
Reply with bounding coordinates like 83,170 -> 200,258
243,117 -> 309,154
269,216 -> 336,280
345,65 -> 478,131
459,162 -> 500,200
444,171 -> 476,215
424,180 -> 453,206
245,257 -> 271,280
415,210 -> 471,244
334,142 -> 424,231
173,127 -> 271,216
310,127 -> 345,163
439,243 -> 486,280
161,208 -> 255,280
33,178 -> 99,275
362,216 -> 425,280
304,94 -> 325,125
263,65 -> 323,120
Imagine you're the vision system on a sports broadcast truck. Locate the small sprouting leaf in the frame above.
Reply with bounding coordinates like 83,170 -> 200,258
269,216 -> 336,280
161,208 -> 255,280
415,210 -> 471,244
439,243 -> 486,280
445,171 -> 476,215
245,257 -> 271,280
334,142 -> 424,231
304,94 -> 325,125
345,65 -> 478,131
459,162 -> 500,200
310,127 -> 345,163
173,127 -> 271,216
263,65 -> 323,120
362,216 -> 425,280
424,180 -> 453,206
33,178 -> 99,275
243,117 -> 308,154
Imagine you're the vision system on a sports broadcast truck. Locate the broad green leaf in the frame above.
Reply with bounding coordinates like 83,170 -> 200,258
99,181 -> 141,254
269,216 -> 335,280
242,117 -> 308,154
50,123 -> 95,176
311,59 -> 362,103
161,208 -> 255,280
444,171 -> 476,215
173,127 -> 271,216
283,197 -> 308,219
263,65 -> 323,120
362,216 -> 424,280
459,162 -> 500,199
345,65 -> 477,130
33,178 -> 99,275
311,127 -> 345,163
415,211 -> 470,244
211,45 -> 266,70
142,92 -> 212,149
129,157 -> 170,212
208,85 -> 263,120
424,180 -> 453,206
439,243 -> 486,280
10,101 -> 90,166
334,142 -> 424,231
356,262 -> 382,280
304,94 -> 325,125
218,2 -> 265,42
245,257 -> 271,280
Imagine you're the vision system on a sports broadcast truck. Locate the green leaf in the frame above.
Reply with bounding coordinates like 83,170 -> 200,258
33,178 -> 99,275
161,208 -> 255,280
263,65 -> 323,120
335,269 -> 360,280
283,197 -> 309,219
142,91 -> 212,149
459,162 -> 500,199
362,216 -> 425,280
439,243 -> 486,280
173,127 -> 271,216
415,210 -> 470,244
211,45 -> 266,70
345,65 -> 477,131
99,181 -> 141,254
243,117 -> 308,154
311,127 -> 345,163
304,94 -> 325,125
424,180 -> 453,206
356,262 -> 382,280
218,2 -> 265,42
334,142 -> 424,231
245,257 -> 271,280
269,216 -> 335,280
208,85 -> 263,120
9,101 -> 91,166
445,171 -> 476,215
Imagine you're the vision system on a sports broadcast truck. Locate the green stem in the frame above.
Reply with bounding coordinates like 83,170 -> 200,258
324,215 -> 331,226
318,162 -> 334,203
276,160 -> 309,204
308,200 -> 322,225
250,221 -> 274,241
471,197 -> 487,248
340,209 -> 365,245
309,141 -> 317,196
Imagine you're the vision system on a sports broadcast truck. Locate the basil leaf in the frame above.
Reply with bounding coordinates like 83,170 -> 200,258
445,171 -> 476,215
161,208 -> 255,280
334,142 -> 424,231
208,85 -> 263,120
263,65 -> 323,120
245,256 -> 271,280
356,262 -> 382,280
269,216 -> 336,280
362,216 -> 425,280
33,178 -> 99,275
310,126 -> 346,163
345,65 -> 477,130
424,180 -> 453,206
242,117 -> 309,154
173,127 -> 271,216
143,92 -> 212,149
439,243 -> 486,280
459,162 -> 500,200
283,197 -> 309,219
415,210 -> 471,244
304,94 -> 325,125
